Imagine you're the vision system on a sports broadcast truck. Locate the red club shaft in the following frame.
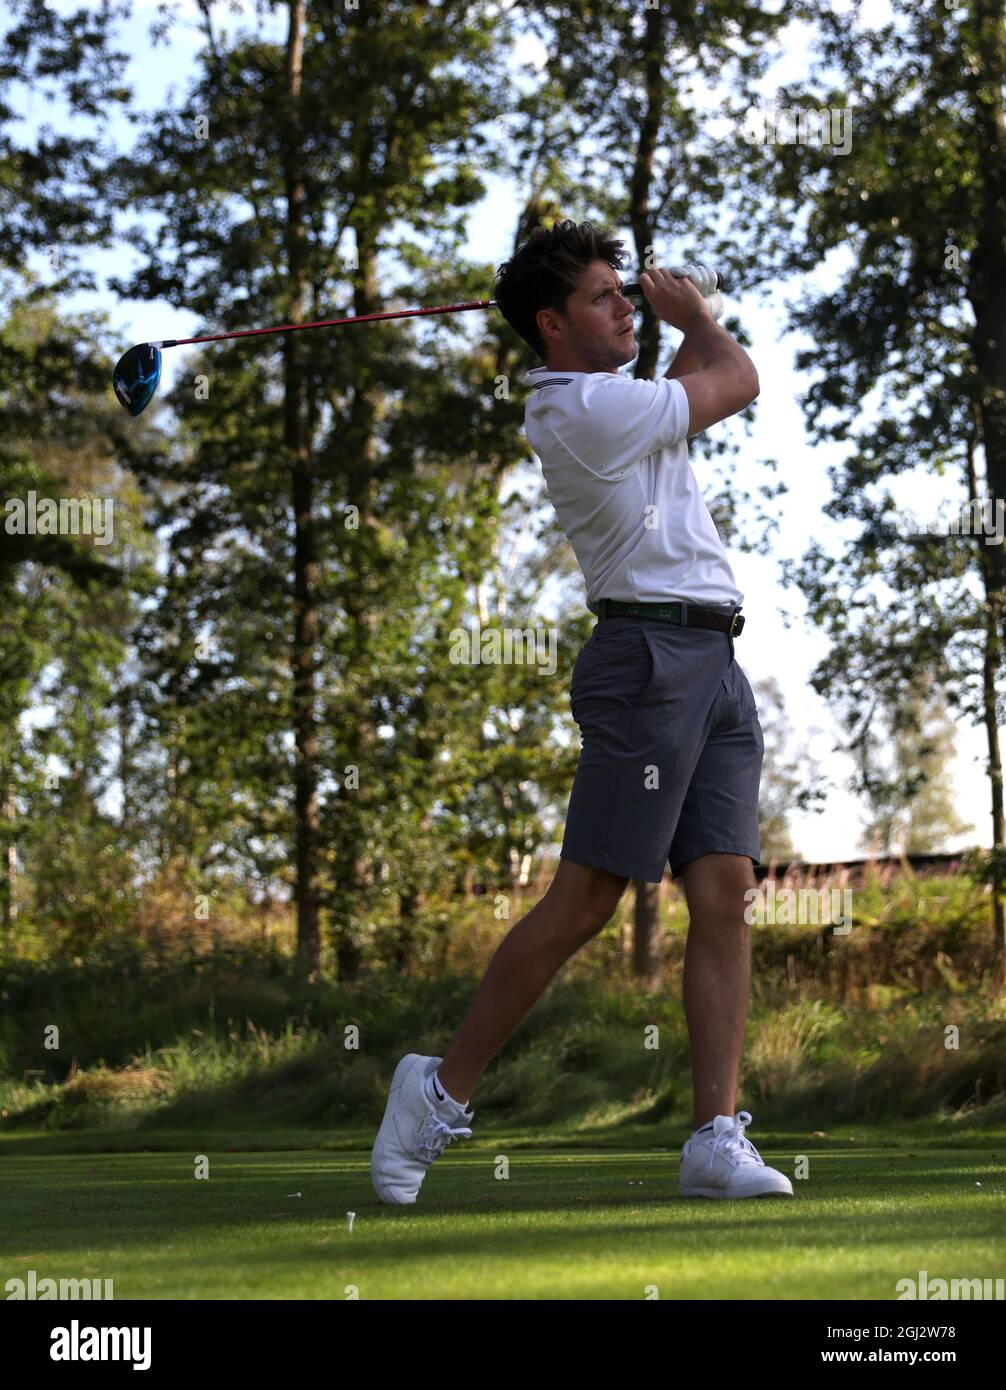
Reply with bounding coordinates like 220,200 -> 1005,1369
154,299 -> 497,350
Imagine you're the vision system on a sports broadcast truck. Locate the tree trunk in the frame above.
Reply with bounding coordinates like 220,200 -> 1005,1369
117,680 -> 132,831
396,886 -> 423,972
329,221 -> 383,982
967,416 -> 1006,977
633,878 -> 663,980
1,758 -> 16,935
968,0 -> 1006,658
284,0 -> 321,976
627,4 -> 665,384
980,610 -> 1005,977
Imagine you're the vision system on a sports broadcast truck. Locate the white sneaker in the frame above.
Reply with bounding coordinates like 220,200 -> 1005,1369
680,1110 -> 794,1199
371,1054 -> 474,1206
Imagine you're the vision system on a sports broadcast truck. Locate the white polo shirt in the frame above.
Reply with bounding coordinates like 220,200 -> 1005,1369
522,367 -> 743,615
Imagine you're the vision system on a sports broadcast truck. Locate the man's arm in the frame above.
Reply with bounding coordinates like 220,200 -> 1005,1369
664,336 -> 702,381
640,269 -> 758,437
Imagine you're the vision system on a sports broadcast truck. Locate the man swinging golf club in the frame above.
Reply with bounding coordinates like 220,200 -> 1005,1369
371,219 -> 793,1203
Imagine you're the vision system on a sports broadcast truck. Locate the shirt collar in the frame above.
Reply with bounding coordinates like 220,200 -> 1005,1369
523,365 -> 583,390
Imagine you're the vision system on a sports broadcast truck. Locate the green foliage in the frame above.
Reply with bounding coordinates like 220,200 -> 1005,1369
1,0 -> 998,984
731,0 -> 1006,876
1,874 -> 1003,1133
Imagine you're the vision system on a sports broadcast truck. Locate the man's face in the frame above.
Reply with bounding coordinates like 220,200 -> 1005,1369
537,259 -> 637,373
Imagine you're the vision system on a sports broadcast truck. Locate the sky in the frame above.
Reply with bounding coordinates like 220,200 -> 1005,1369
8,0 -> 990,861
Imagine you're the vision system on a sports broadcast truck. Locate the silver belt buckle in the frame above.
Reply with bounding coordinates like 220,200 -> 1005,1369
728,609 -> 743,637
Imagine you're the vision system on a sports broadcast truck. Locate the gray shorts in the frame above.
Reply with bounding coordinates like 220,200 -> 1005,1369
561,617 -> 763,883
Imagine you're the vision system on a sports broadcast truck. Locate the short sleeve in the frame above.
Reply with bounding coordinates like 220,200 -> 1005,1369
560,374 -> 690,477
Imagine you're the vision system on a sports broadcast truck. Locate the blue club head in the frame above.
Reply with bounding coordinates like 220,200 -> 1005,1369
112,343 -> 162,416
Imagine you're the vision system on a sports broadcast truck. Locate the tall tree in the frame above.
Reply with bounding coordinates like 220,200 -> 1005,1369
742,0 -> 1006,966
109,0 -> 516,975
753,675 -> 827,863
0,0 -> 136,945
856,681 -> 975,855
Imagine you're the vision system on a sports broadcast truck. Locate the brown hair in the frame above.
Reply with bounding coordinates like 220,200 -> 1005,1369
493,220 -> 628,361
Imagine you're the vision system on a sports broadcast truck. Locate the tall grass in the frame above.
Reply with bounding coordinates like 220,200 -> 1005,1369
1,869 -> 1003,1134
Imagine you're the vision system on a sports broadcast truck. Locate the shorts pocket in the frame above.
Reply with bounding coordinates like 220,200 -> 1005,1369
571,624 -> 656,721
592,618 -> 650,646
722,662 -> 757,722
736,664 -> 758,719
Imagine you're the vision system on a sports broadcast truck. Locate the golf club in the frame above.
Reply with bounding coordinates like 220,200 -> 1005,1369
111,271 -> 725,417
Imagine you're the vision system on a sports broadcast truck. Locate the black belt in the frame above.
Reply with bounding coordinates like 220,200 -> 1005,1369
595,598 -> 745,637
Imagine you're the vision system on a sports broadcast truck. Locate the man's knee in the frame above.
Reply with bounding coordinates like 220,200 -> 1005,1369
680,853 -> 756,923
545,858 -> 629,941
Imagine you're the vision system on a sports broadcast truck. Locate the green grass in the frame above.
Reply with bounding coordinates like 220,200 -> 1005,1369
2,1129 -> 1004,1299
3,877 -> 1005,1299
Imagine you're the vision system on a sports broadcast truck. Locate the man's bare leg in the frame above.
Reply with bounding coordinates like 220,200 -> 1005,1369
437,859 -> 628,1104
679,852 -> 755,1131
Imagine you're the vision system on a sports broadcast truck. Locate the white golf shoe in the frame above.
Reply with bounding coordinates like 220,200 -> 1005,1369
680,1110 -> 794,1199
371,1053 -> 474,1206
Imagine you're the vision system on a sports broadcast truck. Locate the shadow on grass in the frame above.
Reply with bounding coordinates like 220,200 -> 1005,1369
1,1148 -> 1002,1276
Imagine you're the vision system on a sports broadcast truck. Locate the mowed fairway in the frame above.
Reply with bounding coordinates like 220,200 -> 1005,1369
3,1137 -> 1005,1299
